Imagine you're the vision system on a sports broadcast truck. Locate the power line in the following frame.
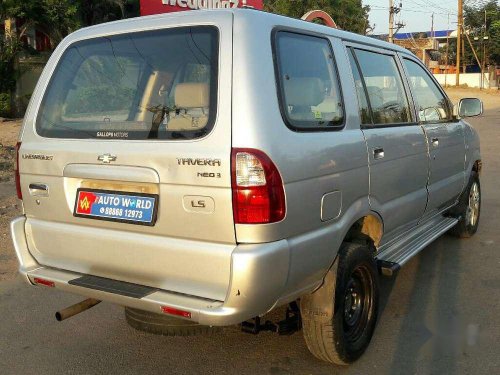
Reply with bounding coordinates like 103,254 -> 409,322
369,6 -> 457,17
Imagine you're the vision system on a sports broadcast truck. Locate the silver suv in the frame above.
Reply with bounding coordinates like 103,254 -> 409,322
11,9 -> 482,365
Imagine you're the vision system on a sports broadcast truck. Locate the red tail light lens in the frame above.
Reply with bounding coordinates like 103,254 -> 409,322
33,277 -> 55,287
15,142 -> 22,200
231,148 -> 286,224
161,306 -> 192,319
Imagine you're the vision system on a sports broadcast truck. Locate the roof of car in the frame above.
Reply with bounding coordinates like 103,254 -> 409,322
64,8 -> 412,57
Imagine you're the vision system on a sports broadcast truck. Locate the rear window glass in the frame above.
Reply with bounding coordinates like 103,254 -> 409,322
274,31 -> 344,131
36,26 -> 219,140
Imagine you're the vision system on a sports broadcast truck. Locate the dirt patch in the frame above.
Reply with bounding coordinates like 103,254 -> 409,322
0,119 -> 22,281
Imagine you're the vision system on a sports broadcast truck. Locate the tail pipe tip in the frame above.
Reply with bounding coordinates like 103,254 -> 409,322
55,298 -> 102,322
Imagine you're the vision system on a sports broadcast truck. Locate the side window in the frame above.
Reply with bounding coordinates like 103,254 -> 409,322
275,32 -> 344,130
403,59 -> 452,123
353,49 -> 412,125
347,48 -> 371,125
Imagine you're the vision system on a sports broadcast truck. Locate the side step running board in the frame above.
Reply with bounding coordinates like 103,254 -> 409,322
377,216 -> 458,276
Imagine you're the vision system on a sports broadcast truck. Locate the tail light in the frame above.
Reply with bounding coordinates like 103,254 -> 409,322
161,306 -> 192,319
33,277 -> 55,287
231,148 -> 286,224
15,141 -> 22,200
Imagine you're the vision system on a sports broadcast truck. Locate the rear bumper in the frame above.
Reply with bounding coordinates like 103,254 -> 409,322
10,216 -> 290,326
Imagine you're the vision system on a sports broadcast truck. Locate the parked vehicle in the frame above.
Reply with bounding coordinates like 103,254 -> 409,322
11,9 -> 482,365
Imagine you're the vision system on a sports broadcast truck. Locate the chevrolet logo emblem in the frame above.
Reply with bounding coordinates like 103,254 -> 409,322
97,153 -> 117,164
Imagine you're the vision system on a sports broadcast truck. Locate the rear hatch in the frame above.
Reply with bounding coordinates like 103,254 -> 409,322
18,15 -> 235,301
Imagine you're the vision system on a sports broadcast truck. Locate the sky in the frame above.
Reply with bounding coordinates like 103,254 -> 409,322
364,0 -> 459,34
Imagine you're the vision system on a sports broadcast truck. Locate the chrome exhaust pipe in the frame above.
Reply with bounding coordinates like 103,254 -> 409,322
55,298 -> 101,321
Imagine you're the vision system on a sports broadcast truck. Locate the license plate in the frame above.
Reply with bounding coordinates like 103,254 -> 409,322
74,189 -> 158,226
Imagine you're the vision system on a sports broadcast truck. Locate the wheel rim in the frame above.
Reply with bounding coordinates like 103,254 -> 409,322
466,181 -> 480,227
343,264 -> 374,343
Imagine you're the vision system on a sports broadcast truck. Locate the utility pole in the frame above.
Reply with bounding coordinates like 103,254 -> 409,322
389,0 -> 395,43
389,1 -> 404,43
483,9 -> 487,89
431,12 -> 434,39
455,0 -> 463,86
445,13 -> 450,86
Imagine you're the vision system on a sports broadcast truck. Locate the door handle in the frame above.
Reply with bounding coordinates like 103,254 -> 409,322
373,147 -> 385,160
431,138 -> 439,147
29,183 -> 49,196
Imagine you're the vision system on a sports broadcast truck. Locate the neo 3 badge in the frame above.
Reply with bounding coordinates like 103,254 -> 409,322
74,189 -> 158,226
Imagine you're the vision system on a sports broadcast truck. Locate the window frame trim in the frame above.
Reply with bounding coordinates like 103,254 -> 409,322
271,27 -> 346,133
344,42 -> 418,129
34,25 -> 221,141
400,55 -> 457,125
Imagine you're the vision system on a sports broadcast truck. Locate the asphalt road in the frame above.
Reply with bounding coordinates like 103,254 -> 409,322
1,89 -> 499,374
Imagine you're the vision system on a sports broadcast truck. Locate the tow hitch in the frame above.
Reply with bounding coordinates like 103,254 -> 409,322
55,298 -> 101,321
241,302 -> 302,335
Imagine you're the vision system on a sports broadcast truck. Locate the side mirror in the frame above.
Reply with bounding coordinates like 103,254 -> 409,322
458,98 -> 483,118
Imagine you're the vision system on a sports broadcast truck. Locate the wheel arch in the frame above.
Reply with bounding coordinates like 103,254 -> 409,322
344,213 -> 384,249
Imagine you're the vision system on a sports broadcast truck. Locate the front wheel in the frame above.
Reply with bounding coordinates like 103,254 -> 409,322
449,171 -> 481,238
301,242 -> 379,365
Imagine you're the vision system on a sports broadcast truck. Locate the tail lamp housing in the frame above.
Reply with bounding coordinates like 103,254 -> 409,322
231,148 -> 286,224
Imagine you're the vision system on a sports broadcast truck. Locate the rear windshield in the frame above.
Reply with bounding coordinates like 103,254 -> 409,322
36,26 -> 219,140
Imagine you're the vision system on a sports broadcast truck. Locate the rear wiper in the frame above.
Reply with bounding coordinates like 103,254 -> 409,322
146,104 -> 173,139
146,104 -> 190,139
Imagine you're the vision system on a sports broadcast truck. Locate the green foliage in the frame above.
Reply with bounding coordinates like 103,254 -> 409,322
491,20 -> 500,64
464,0 -> 500,65
77,0 -> 139,26
0,93 -> 12,117
264,0 -> 371,35
2,0 -> 80,46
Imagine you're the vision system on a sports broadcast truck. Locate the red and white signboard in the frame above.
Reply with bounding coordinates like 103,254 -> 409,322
140,0 -> 264,16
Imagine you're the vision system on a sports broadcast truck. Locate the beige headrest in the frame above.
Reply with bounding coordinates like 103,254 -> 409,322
175,83 -> 209,108
284,77 -> 324,107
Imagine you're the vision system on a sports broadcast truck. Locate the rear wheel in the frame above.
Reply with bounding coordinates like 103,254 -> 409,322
124,307 -> 220,336
301,242 -> 379,365
449,171 -> 481,238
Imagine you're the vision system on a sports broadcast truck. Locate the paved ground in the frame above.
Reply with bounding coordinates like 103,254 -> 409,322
0,88 -> 499,374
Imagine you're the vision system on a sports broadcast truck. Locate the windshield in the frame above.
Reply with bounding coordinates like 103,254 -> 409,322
36,26 -> 219,140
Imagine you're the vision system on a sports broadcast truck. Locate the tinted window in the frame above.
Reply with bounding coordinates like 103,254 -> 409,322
403,59 -> 452,123
354,49 -> 411,125
275,32 -> 344,130
37,26 -> 219,140
347,48 -> 371,124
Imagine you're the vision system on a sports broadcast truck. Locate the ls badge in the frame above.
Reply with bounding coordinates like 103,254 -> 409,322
182,196 -> 215,214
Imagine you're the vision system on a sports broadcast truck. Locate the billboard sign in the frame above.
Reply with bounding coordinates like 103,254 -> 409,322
140,0 -> 264,16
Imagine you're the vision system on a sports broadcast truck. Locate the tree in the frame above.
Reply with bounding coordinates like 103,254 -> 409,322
1,0 -> 139,116
77,0 -> 139,27
1,0 -> 79,46
464,0 -> 500,66
264,0 -> 371,35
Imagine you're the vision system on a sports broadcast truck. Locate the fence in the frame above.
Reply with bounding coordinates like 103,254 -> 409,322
434,72 -> 498,89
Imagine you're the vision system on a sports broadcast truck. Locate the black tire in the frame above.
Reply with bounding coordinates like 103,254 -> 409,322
301,242 -> 379,365
124,307 -> 221,336
449,171 -> 481,238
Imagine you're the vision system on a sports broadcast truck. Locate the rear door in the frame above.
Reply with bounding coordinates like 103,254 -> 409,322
401,57 -> 465,217
18,14 -> 235,301
347,45 -> 429,242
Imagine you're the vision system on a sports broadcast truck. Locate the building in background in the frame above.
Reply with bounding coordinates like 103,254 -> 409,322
373,29 -> 457,74
1,19 -> 52,52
